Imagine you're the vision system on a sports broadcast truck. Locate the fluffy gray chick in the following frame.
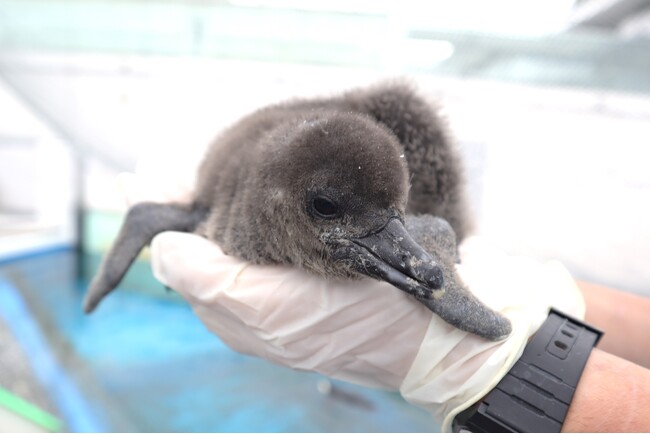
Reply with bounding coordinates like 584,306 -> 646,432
83,82 -> 511,341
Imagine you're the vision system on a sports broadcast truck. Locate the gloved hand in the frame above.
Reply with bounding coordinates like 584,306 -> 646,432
118,169 -> 585,432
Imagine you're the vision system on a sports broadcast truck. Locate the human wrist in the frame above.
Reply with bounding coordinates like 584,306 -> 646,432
452,308 -> 603,432
399,240 -> 588,431
561,348 -> 650,432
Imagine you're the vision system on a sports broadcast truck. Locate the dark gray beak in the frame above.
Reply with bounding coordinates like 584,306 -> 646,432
331,218 -> 445,300
330,217 -> 512,341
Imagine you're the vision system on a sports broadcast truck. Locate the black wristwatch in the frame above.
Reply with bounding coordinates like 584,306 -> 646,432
453,308 -> 603,433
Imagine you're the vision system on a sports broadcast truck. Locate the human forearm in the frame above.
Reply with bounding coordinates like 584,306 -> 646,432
562,348 -> 650,432
577,280 -> 650,368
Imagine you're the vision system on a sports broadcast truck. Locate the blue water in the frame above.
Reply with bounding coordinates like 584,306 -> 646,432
0,249 -> 437,432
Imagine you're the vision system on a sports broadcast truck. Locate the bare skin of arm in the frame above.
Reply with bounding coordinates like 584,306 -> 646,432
562,348 -> 650,432
577,280 -> 650,368
560,281 -> 650,432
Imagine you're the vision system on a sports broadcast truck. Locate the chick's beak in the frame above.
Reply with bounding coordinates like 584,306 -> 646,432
328,216 -> 513,341
331,218 -> 444,300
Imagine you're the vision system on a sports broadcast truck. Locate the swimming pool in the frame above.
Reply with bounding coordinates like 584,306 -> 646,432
0,247 -> 437,432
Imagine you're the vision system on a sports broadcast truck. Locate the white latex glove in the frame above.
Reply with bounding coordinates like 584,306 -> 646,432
118,170 -> 585,432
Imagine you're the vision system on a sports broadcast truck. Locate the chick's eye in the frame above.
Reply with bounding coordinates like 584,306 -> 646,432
311,195 -> 339,218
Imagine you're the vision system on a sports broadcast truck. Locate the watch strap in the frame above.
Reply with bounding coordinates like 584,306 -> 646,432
454,308 -> 603,432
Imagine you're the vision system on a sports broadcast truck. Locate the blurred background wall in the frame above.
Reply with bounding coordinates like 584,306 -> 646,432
2,0 -> 648,293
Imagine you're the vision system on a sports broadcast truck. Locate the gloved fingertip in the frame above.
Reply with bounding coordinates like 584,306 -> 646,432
150,232 -> 247,300
150,231 -> 214,291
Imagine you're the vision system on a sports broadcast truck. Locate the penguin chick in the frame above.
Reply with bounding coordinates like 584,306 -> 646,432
83,83 -> 511,341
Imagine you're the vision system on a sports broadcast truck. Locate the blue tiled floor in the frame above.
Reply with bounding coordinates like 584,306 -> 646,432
0,248 -> 437,432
